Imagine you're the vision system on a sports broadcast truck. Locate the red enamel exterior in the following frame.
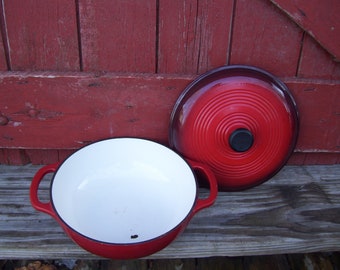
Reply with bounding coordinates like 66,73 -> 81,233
0,0 -> 339,165
29,148 -> 217,259
169,66 -> 299,190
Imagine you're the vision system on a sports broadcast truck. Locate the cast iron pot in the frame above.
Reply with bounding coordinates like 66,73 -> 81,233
169,65 -> 299,190
30,138 -> 217,259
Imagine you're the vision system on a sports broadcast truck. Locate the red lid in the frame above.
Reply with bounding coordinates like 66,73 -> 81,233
169,65 -> 299,190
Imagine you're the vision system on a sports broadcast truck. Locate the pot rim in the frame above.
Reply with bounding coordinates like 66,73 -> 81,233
48,137 -> 200,246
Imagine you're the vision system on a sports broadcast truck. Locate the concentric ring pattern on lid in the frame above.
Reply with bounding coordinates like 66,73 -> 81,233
169,65 -> 299,190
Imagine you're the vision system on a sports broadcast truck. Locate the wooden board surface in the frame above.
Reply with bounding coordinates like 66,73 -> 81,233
270,0 -> 340,61
0,72 -> 189,149
78,0 -> 156,72
0,1 -> 8,71
158,0 -> 233,74
285,80 -> 340,152
0,72 -> 338,153
297,34 -> 340,80
3,0 -> 79,71
230,0 -> 303,77
0,0 -> 339,165
0,164 -> 339,259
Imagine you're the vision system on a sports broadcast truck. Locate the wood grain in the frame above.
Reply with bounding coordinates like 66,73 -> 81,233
230,0 -> 303,76
286,80 -> 340,152
0,1 -> 8,71
0,72 -> 338,153
297,34 -> 340,80
0,72 -> 191,149
270,0 -> 340,61
0,148 -> 29,165
3,0 -> 79,71
158,0 -> 233,74
0,164 -> 339,259
287,153 -> 340,166
78,0 -> 156,72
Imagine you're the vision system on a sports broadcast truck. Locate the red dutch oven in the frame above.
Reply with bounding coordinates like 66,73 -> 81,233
30,138 -> 217,259
169,65 -> 299,190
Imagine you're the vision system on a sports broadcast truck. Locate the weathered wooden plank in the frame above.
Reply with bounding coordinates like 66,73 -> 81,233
158,0 -> 233,74
3,0 -> 79,71
78,0 -> 156,72
230,0 -> 303,76
270,0 -> 340,61
0,148 -> 29,165
0,72 -> 192,149
0,1 -> 8,71
2,150 -> 338,166
303,153 -> 340,165
25,149 -> 60,165
0,149 -> 75,165
297,34 -> 340,80
287,153 -> 307,165
0,40 -> 7,70
57,149 -> 76,163
0,165 -> 339,259
287,153 -> 340,166
0,72 -> 339,155
286,80 -> 339,152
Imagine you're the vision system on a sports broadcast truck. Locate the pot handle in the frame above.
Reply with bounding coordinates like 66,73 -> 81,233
30,163 -> 59,218
187,159 -> 218,215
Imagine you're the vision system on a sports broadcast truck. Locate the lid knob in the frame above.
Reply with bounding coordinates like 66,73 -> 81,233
229,128 -> 254,152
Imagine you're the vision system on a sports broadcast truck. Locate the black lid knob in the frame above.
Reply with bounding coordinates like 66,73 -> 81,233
229,128 -> 254,152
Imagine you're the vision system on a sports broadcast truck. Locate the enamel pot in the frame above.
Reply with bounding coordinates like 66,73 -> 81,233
30,138 -> 217,259
169,65 -> 299,191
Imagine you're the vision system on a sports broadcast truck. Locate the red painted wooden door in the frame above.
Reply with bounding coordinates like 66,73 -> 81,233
0,0 -> 339,164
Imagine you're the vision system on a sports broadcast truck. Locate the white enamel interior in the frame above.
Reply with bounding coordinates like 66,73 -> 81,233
51,138 -> 197,244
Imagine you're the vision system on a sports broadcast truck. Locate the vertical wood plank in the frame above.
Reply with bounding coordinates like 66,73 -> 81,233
287,82 -> 339,152
297,34 -> 340,80
58,149 -> 76,163
158,0 -> 233,74
230,0 -> 303,76
0,36 -> 7,70
287,153 -> 306,165
0,0 -> 8,70
0,149 -> 30,165
0,149 -> 5,164
270,0 -> 340,61
79,0 -> 156,72
1,149 -> 76,165
25,149 -> 59,165
3,0 -> 79,71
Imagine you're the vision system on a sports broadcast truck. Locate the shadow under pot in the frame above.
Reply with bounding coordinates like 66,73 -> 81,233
30,138 -> 217,259
169,65 -> 299,191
